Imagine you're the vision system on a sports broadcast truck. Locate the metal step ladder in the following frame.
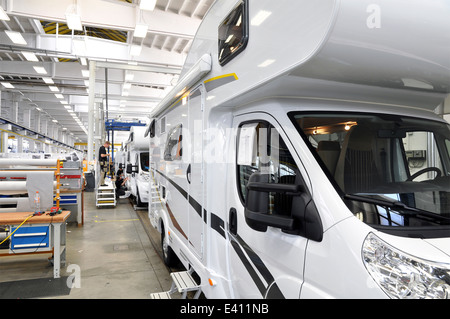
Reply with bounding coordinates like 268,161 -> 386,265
150,269 -> 201,299
96,181 -> 116,207
149,183 -> 160,204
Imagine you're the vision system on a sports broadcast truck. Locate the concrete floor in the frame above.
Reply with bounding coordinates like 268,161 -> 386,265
0,192 -> 174,299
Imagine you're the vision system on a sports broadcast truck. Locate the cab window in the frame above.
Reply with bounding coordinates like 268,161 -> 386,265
237,121 -> 300,216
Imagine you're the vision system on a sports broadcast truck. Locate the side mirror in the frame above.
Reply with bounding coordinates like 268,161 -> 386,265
244,172 -> 323,241
126,163 -> 134,174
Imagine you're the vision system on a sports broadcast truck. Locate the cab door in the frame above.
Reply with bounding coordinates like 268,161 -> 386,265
226,112 -> 315,299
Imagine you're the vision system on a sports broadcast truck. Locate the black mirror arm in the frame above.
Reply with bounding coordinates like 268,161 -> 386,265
245,209 -> 295,230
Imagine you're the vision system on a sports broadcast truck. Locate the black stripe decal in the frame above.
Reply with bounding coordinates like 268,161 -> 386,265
153,168 -> 284,298
155,169 -> 187,199
210,213 -> 225,238
232,234 -> 285,299
155,169 -> 205,221
230,239 -> 267,295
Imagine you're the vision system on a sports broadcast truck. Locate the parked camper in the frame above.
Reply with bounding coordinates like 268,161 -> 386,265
124,126 -> 150,206
148,0 -> 450,299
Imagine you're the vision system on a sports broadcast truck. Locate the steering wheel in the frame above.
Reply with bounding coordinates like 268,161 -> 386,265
407,167 -> 442,181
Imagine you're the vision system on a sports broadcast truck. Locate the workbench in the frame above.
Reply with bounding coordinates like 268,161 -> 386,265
0,211 -> 71,278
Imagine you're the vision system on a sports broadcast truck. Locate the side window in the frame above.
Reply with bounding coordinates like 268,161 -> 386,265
218,0 -> 249,66
164,124 -> 182,161
237,122 -> 300,216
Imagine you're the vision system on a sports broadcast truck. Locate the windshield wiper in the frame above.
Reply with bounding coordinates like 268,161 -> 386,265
343,194 -> 450,222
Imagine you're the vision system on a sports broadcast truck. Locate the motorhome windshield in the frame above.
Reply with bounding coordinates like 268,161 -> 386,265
291,112 -> 450,237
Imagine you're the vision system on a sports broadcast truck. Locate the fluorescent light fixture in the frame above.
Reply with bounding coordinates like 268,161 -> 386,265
130,44 -> 142,57
55,93 -> 64,99
35,107 -> 42,111
79,57 -> 87,66
64,105 -> 72,110
134,23 -> 148,38
5,30 -> 27,45
42,77 -> 54,84
123,82 -> 132,90
33,66 -> 47,74
0,6 -> 10,21
251,10 -> 272,26
84,80 -> 89,86
125,73 -> 134,82
258,59 -> 275,68
66,13 -> 83,31
81,69 -> 89,78
140,0 -> 156,11
52,119 -> 58,123
21,51 -> 39,62
1,82 -> 14,89
122,90 -> 129,97
49,86 -> 59,92
60,100 -> 69,105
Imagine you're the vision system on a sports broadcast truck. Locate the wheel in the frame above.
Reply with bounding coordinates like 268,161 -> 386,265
161,223 -> 178,267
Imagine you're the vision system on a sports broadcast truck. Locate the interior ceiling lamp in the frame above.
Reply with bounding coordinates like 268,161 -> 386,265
130,44 -> 142,57
0,6 -> 10,21
134,23 -> 148,38
140,0 -> 156,11
21,51 -> 39,62
5,30 -> 27,45
33,66 -> 47,74
65,2 -> 83,31
1,82 -> 14,89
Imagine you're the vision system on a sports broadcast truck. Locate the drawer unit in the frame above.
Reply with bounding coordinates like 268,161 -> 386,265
54,194 -> 78,205
10,225 -> 50,250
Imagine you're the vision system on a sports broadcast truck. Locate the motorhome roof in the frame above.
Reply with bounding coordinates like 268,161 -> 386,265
154,0 -> 450,117
124,126 -> 149,150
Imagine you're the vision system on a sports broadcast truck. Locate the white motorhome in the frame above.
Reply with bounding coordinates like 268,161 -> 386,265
124,126 -> 150,206
148,0 -> 450,299
114,143 -> 126,173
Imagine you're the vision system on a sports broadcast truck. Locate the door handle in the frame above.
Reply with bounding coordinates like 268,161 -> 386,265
229,207 -> 237,236
186,164 -> 191,184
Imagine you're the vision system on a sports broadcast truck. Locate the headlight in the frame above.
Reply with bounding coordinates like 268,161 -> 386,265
362,233 -> 450,299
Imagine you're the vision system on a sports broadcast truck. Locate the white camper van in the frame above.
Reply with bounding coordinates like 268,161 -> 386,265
124,126 -> 150,206
148,0 -> 450,299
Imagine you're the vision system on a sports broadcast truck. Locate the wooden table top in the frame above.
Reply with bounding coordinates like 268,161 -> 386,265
0,211 -> 71,225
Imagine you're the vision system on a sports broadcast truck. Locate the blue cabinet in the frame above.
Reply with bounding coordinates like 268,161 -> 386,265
10,225 -> 50,250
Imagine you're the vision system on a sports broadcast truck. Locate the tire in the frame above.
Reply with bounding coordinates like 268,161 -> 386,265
161,224 -> 178,267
